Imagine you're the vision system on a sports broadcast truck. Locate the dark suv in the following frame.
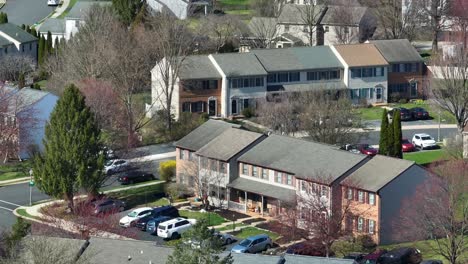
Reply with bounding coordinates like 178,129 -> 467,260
388,108 -> 412,121
118,171 -> 155,185
135,206 -> 179,230
378,247 -> 422,264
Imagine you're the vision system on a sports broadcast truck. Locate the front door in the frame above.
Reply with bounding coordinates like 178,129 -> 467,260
208,99 -> 216,116
375,87 -> 383,102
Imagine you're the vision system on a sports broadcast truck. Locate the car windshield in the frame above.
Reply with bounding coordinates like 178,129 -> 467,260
127,211 -> 138,217
361,145 -> 371,149
239,239 -> 252,247
402,139 -> 410,144
421,136 -> 432,140
105,160 -> 113,166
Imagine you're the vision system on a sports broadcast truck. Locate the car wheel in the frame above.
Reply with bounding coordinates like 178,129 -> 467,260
225,238 -> 232,245
171,232 -> 179,240
265,244 -> 271,251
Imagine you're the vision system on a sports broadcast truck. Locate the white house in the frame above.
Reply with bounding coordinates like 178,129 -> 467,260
0,23 -> 38,64
65,1 -> 112,40
147,0 -> 211,20
38,18 -> 66,46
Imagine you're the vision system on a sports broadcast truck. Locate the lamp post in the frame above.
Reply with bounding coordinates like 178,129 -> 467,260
29,169 -> 34,206
438,108 -> 441,142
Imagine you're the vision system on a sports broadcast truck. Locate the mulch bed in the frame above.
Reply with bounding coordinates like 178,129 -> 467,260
242,218 -> 266,225
216,209 -> 251,221
256,221 -> 308,244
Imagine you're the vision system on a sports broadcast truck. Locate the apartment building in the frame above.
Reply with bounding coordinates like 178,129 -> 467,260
149,40 -> 424,119
175,120 -> 431,244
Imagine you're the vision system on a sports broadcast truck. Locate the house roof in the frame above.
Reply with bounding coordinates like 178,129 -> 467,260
0,23 -> 37,43
0,35 -> 12,46
38,18 -> 66,34
227,177 -> 296,203
278,4 -> 327,24
343,155 -> 415,192
251,46 -> 343,72
370,39 -> 423,63
322,5 -> 369,26
175,120 -> 240,151
196,128 -> 264,161
3,86 -> 52,114
179,55 -> 222,80
248,17 -> 278,35
238,134 -> 368,184
333,43 -> 389,67
285,255 -> 354,264
211,53 -> 267,77
66,1 -> 112,20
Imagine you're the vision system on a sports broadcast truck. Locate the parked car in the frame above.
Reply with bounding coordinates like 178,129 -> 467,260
92,199 -> 125,215
343,252 -> 365,261
214,231 -> 236,245
356,144 -> 378,156
231,234 -> 272,254
118,171 -> 155,185
378,247 -> 422,264
136,206 -> 179,231
157,217 -> 196,239
146,216 -> 173,235
104,159 -> 128,175
286,240 -> 334,257
401,138 -> 415,152
119,207 -> 153,228
359,249 -> 388,264
389,108 -> 412,121
410,107 -> 430,120
412,133 -> 437,149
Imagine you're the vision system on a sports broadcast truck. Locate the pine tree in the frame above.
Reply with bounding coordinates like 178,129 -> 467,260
387,115 -> 395,157
393,109 -> 403,158
379,109 -> 390,155
112,0 -> 143,25
167,219 -> 233,264
0,13 -> 8,24
54,37 -> 59,52
33,85 -> 105,212
21,24 -> 25,30
47,31 -> 53,53
30,28 -> 37,38
38,35 -> 44,65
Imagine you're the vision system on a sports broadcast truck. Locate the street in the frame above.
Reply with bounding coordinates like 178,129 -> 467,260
359,127 -> 457,145
2,0 -> 54,25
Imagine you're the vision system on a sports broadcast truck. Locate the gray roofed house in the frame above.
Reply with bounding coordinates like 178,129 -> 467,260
176,120 -> 240,151
238,134 -> 368,183
371,39 -> 424,63
343,155 -> 415,192
66,1 -> 112,20
0,23 -> 37,43
227,177 -> 297,202
4,86 -> 51,113
179,55 -> 222,80
321,5 -> 370,26
38,18 -> 66,35
251,46 -> 344,72
278,4 -> 328,24
211,53 -> 267,77
0,35 -> 11,47
196,128 -> 265,161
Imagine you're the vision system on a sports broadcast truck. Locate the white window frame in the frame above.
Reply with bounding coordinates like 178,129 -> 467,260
252,166 -> 258,177
287,175 -> 292,185
358,191 -> 364,202
358,217 -> 364,232
369,220 -> 375,234
369,193 -> 375,205
179,150 -> 185,160
242,163 -> 248,175
276,172 -> 282,183
261,168 -> 268,180
347,188 -> 353,200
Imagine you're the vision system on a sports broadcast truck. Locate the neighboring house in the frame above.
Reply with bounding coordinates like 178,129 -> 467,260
38,18 -> 66,46
371,39 -> 426,101
464,124 -> 468,158
340,155 -> 429,244
0,23 -> 38,63
331,43 -> 389,104
65,1 -> 112,40
1,87 -> 58,159
147,0 -> 211,19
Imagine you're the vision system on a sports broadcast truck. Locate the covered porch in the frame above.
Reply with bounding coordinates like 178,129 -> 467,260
226,178 -> 296,217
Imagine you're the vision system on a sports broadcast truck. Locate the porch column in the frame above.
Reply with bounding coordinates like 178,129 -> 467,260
227,188 -> 231,209
244,191 -> 247,213
204,4 -> 208,16
261,195 -> 264,216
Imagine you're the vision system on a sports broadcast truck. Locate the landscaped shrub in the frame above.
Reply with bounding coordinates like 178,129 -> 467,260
398,98 -> 408,104
242,107 -> 255,118
356,234 -> 377,252
159,160 -> 176,182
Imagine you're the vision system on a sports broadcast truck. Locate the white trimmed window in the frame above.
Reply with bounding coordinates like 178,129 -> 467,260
369,193 -> 375,205
369,220 -> 375,234
301,181 -> 307,192
276,172 -> 283,183
358,217 -> 364,232
261,168 -> 268,180
358,191 -> 364,203
287,175 -> 292,185
242,164 -> 248,175
347,188 -> 353,200
179,150 -> 185,160
252,166 -> 258,177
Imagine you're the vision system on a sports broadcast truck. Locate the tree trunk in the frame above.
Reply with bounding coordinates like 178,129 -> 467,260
432,30 -> 439,52
67,192 -> 75,214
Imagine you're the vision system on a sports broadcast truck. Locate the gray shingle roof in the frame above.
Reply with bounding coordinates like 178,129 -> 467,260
285,255 -> 355,263
238,134 -> 367,184
278,4 -> 327,24
179,55 -> 222,80
176,120 -> 240,151
248,17 -> 278,34
343,155 -> 415,192
196,128 -> 264,161
212,53 -> 267,77
370,39 -> 423,63
0,23 -> 37,43
227,177 -> 296,202
322,5 -> 369,26
251,46 -> 344,72
38,18 -> 66,34
3,86 -> 52,114
0,35 -> 12,46
66,1 -> 112,20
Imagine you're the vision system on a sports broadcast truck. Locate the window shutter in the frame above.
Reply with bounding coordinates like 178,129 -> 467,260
365,192 -> 369,204
354,189 -> 359,201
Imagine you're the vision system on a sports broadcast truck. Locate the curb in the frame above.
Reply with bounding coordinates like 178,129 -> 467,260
0,177 -> 30,187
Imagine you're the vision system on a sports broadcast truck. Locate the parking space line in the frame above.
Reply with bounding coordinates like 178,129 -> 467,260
0,205 -> 13,212
0,200 -> 21,207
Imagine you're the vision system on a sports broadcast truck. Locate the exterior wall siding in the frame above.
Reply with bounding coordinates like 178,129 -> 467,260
348,67 -> 388,104
150,59 -> 180,119
179,78 -> 222,117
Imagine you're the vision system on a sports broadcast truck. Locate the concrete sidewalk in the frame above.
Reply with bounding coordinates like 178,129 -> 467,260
0,177 -> 30,186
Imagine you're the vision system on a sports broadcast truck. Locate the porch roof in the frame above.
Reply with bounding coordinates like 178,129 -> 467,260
227,177 -> 296,203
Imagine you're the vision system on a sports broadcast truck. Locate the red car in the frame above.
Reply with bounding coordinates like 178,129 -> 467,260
402,139 -> 415,152
356,144 -> 378,156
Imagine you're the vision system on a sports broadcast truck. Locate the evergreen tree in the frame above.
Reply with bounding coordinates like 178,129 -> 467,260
30,28 -> 37,38
393,109 -> 403,158
21,24 -> 25,30
33,85 -> 105,212
18,72 -> 25,88
0,13 -> 8,24
378,109 -> 390,155
112,0 -> 143,25
38,35 -> 44,65
47,31 -> 53,53
54,37 -> 59,52
167,219 -> 233,264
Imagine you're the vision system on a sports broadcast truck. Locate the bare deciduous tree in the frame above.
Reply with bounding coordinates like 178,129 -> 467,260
298,3 -> 328,46
430,53 -> 468,133
421,0 -> 452,51
256,94 -> 299,135
198,14 -> 245,53
330,6 -> 360,44
251,0 -> 287,17
247,17 -> 279,49
394,160 -> 467,264
0,55 -> 35,83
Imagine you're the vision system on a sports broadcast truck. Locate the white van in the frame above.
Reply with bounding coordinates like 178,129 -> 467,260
157,217 -> 196,239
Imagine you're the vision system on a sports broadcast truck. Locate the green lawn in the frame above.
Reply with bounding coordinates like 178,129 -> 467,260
228,226 -> 280,241
178,210 -> 227,226
383,237 -> 468,264
356,107 -> 384,121
16,208 -> 39,220
225,9 -> 253,15
403,149 -> 448,165
108,183 -> 166,208
0,161 -> 32,182
218,0 -> 251,6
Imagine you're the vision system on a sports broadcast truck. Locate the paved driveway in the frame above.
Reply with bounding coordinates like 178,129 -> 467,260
2,0 -> 55,25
